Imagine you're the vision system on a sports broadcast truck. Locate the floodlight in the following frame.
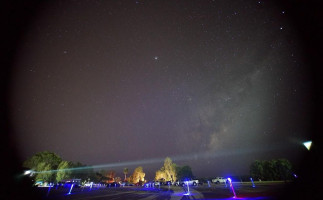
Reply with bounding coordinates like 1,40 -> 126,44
303,141 -> 312,150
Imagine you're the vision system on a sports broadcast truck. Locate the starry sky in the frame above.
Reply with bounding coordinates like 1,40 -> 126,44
8,0 -> 315,179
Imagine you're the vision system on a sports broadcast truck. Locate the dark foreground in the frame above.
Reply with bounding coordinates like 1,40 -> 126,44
34,182 -> 291,200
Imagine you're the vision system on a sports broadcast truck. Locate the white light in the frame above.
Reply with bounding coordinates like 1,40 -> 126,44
303,141 -> 312,150
24,170 -> 31,175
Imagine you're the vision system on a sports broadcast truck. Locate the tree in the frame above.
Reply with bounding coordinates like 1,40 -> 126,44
56,161 -> 72,182
84,166 -> 98,183
123,168 -> 129,181
35,162 -> 54,183
250,159 -> 293,181
126,175 -> 133,183
163,157 -> 177,182
155,167 -> 166,181
273,159 -> 292,181
23,151 -> 62,171
23,151 -> 62,183
69,161 -> 88,181
131,166 -> 145,183
95,171 -> 104,183
250,160 -> 264,180
263,160 -> 275,181
115,177 -> 121,183
176,165 -> 194,180
104,170 -> 116,183
155,157 -> 177,182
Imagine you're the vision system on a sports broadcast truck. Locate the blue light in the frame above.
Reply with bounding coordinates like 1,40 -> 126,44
228,178 -> 237,198
67,184 -> 74,195
46,185 -> 52,197
250,177 -> 256,188
184,181 -> 190,196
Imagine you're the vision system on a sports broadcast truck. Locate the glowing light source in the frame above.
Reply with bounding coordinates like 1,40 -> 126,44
303,141 -> 312,150
89,182 -> 93,191
24,170 -> 31,175
67,184 -> 74,195
46,185 -> 52,197
184,181 -> 190,196
24,170 -> 35,176
227,178 -> 237,198
250,177 -> 255,188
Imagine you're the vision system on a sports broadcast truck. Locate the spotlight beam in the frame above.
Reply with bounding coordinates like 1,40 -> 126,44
34,143 -> 290,174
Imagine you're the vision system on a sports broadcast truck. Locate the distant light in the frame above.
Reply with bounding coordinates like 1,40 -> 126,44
24,170 -> 31,175
24,170 -> 34,176
303,141 -> 312,150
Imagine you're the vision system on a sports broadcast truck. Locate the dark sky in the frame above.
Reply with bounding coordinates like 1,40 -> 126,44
8,0 -> 314,179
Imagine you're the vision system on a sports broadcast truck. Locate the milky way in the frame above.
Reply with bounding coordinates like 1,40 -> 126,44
9,0 -> 313,178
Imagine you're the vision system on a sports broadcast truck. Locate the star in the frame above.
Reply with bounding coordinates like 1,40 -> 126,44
154,56 -> 158,60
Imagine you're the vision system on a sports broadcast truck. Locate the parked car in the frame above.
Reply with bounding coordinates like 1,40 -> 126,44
107,182 -> 120,187
144,181 -> 155,187
165,181 -> 172,185
175,179 -> 199,186
212,177 -> 227,184
153,181 -> 161,186
125,182 -> 134,186
134,182 -> 143,186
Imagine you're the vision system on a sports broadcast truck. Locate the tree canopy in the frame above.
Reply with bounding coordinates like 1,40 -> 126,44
176,165 -> 194,180
131,166 -> 145,183
155,157 -> 177,182
56,161 -> 72,182
23,151 -> 62,171
250,159 -> 293,181
23,151 -> 93,183
155,157 -> 194,182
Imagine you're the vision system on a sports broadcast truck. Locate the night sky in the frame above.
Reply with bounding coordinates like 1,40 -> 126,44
8,0 -> 315,179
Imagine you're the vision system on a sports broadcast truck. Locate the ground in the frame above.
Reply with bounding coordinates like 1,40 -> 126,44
35,181 -> 289,200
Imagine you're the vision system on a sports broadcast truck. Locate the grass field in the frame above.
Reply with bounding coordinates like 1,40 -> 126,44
32,181 -> 295,199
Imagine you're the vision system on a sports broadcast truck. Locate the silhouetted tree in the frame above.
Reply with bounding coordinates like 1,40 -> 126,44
250,159 -> 293,181
176,165 -> 194,180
